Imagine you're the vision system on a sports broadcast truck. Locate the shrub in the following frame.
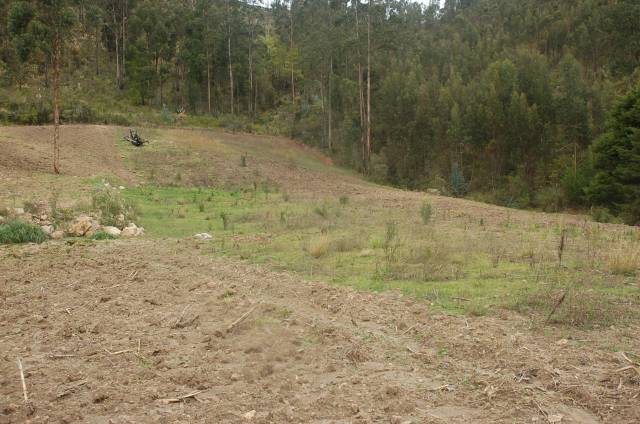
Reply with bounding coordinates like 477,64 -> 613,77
313,204 -> 329,219
91,187 -> 137,227
0,221 -> 48,244
590,206 -> 618,224
339,195 -> 349,206
420,201 -> 433,224
450,162 -> 469,197
308,236 -> 330,258
607,242 -> 640,275
220,211 -> 231,230
90,231 -> 116,241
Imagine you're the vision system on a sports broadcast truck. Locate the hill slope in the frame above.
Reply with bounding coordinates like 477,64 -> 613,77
1,125 -> 639,423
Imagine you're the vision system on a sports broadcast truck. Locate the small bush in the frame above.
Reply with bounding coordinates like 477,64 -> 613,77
607,242 -> 640,275
308,236 -> 330,258
198,202 -> 205,212
90,231 -> 116,241
420,201 -> 433,224
0,221 -> 48,244
91,187 -> 137,227
313,205 -> 329,219
220,211 -> 231,230
339,195 -> 349,206
590,207 -> 618,224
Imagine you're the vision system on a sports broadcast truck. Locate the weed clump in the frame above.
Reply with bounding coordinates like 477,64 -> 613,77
91,187 -> 137,227
607,242 -> 640,275
90,231 -> 116,241
420,201 -> 433,224
0,221 -> 48,244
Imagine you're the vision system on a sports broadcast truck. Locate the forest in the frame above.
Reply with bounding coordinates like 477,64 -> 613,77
1,0 -> 639,223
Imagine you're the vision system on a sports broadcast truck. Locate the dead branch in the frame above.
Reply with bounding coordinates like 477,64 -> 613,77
17,358 -> 28,402
157,390 -> 204,404
226,302 -> 262,333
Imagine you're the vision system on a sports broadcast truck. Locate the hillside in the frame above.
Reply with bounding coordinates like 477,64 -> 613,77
2,0 -> 640,219
1,125 -> 639,422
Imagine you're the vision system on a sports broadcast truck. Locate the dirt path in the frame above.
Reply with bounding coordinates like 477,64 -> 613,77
1,239 -> 638,423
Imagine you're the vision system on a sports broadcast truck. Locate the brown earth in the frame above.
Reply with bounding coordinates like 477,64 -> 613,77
2,239 -> 639,424
1,125 -> 639,423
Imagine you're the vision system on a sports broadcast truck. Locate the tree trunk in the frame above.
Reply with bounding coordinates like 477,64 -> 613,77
290,2 -> 295,103
207,47 -> 212,114
95,28 -> 100,76
328,55 -> 333,152
112,3 -> 120,87
366,0 -> 372,170
122,0 -> 127,80
355,1 -> 366,167
226,0 -> 234,114
52,29 -> 61,174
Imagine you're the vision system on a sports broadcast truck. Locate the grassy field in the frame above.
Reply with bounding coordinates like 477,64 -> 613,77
119,180 -> 640,327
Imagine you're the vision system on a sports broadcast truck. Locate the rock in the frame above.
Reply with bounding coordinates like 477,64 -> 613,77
242,410 -> 256,420
0,216 -> 5,224
67,215 -> 99,237
194,233 -> 212,240
118,186 -> 125,190
13,207 -> 25,215
41,225 -> 54,236
427,188 -> 441,195
102,226 -> 122,237
116,214 -> 126,228
121,223 -> 144,237
51,230 -> 64,240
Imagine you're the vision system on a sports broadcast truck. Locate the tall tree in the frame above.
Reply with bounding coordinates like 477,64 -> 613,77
8,0 -> 75,173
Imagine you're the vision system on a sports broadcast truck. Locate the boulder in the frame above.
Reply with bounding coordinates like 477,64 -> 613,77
68,215 -> 99,237
41,225 -> 54,236
115,214 -> 126,228
102,226 -> 122,237
51,230 -> 64,240
121,223 -> 144,237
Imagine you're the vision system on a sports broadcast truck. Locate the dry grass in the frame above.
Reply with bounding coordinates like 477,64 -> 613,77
607,241 -> 640,275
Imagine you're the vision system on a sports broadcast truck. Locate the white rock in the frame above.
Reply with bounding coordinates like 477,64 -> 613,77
118,186 -> 125,190
242,410 -> 256,420
194,233 -> 213,240
121,223 -> 144,237
427,188 -> 441,195
102,226 -> 122,237
14,207 -> 25,215
41,225 -> 54,236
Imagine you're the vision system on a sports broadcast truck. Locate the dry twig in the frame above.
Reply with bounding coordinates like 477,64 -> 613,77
226,302 -> 262,333
158,390 -> 204,404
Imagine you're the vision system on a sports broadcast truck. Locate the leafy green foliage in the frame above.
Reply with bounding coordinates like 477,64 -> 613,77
589,86 -> 640,225
0,220 -> 48,244
91,187 -> 137,227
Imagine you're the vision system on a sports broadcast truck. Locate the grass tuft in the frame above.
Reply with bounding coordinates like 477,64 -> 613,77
0,221 -> 48,244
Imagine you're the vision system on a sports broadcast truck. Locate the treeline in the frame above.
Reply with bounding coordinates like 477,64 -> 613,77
1,0 -> 639,218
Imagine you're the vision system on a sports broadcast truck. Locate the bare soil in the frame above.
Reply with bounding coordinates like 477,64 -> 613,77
1,125 -> 639,423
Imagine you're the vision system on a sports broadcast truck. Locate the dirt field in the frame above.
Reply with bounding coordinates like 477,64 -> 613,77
1,125 -> 639,423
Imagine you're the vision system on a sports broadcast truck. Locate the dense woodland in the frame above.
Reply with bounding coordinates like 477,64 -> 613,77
1,0 -> 639,222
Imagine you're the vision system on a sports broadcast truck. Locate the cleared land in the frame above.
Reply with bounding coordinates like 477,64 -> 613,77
1,125 -> 639,423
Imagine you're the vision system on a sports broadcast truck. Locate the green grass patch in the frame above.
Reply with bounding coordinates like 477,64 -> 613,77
0,221 -> 48,244
121,184 -> 640,325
